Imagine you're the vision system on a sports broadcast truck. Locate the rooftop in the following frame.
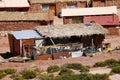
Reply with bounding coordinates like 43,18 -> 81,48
30,0 -> 86,4
0,11 -> 53,21
62,6 -> 117,17
0,0 -> 30,8
36,23 -> 107,38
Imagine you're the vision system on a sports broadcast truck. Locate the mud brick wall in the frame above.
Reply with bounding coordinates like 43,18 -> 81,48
93,0 -> 120,8
29,4 -> 42,12
56,1 -> 86,16
105,27 -> 120,35
93,0 -> 105,7
77,1 -> 86,8
63,17 -> 72,24
56,2 -> 67,16
115,0 -> 120,8
106,0 -> 120,8
0,21 -> 46,31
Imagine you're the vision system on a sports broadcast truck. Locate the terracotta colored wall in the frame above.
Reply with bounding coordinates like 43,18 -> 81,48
13,37 -> 20,55
0,21 -> 50,31
63,17 -> 72,24
105,27 -> 119,35
93,0 -> 105,7
56,1 -> 86,16
77,1 -> 86,8
93,0 -> 120,8
84,15 -> 119,25
36,54 -> 52,60
56,2 -> 67,16
29,4 -> 42,11
36,52 -> 71,60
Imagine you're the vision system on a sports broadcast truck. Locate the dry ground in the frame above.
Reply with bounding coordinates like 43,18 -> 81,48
0,35 -> 120,80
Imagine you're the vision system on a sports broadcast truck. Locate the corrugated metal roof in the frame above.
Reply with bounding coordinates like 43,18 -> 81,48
12,30 -> 42,40
0,0 -> 30,8
62,6 -> 117,17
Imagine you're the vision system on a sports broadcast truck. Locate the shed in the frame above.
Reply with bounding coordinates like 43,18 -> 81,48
8,30 -> 42,57
35,23 -> 107,60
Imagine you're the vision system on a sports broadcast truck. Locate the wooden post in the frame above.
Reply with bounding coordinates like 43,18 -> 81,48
20,40 -> 22,57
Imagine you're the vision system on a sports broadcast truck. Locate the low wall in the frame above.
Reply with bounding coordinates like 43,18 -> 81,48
35,52 -> 71,60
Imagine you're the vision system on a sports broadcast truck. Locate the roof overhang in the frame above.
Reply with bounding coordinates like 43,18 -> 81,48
12,30 -> 42,40
62,6 -> 117,17
0,0 -> 30,8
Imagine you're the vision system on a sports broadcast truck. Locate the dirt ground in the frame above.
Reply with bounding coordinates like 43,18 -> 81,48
0,35 -> 120,80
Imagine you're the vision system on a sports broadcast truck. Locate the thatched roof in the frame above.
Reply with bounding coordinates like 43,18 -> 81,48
0,11 -> 53,21
30,0 -> 86,4
36,23 -> 107,38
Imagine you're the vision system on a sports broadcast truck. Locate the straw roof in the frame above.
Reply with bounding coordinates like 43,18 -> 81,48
0,11 -> 53,21
36,23 -> 107,38
30,0 -> 86,4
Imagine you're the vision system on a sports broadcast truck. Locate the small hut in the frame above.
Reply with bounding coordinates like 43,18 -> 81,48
35,23 -> 106,60
8,30 -> 42,58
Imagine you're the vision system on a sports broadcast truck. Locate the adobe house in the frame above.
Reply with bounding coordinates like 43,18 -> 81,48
29,0 -> 87,16
0,0 -> 30,11
93,0 -> 120,8
29,0 -> 56,15
34,23 -> 106,60
0,11 -> 53,31
62,6 -> 120,35
8,30 -> 42,58
55,0 -> 87,16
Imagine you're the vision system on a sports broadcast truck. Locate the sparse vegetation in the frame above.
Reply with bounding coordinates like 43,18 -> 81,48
39,72 -> 55,80
47,65 -> 60,73
0,70 -> 6,79
94,61 -> 106,67
21,69 -> 37,79
62,63 -> 89,72
111,66 -> 120,74
13,76 -> 26,80
59,68 -> 74,75
55,73 -> 110,80
94,59 -> 120,68
94,73 -> 110,80
4,68 -> 16,74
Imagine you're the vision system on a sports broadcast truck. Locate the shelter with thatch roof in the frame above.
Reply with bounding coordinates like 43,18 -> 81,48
0,11 -> 53,31
34,23 -> 106,60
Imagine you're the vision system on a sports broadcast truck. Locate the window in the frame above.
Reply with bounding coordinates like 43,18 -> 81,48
6,8 -> 17,12
42,4 -> 50,10
67,3 -> 77,8
72,17 -> 83,24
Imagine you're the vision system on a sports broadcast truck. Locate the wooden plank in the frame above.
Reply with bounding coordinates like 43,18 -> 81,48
13,37 -> 20,55
36,54 -> 52,60
53,52 -> 71,59
8,34 -> 14,53
22,39 -> 35,57
22,39 -> 35,45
